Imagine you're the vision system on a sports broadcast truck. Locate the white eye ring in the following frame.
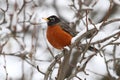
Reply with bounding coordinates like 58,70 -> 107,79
50,18 -> 55,21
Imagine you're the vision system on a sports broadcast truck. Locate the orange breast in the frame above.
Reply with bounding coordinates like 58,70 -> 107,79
47,24 -> 72,49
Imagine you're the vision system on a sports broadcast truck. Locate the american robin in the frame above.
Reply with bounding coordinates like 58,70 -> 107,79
43,15 -> 76,49
43,15 -> 98,51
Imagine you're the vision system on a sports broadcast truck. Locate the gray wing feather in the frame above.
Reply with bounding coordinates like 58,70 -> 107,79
58,22 -> 77,37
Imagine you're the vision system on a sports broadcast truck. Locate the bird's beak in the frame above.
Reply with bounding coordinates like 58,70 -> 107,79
42,18 -> 49,22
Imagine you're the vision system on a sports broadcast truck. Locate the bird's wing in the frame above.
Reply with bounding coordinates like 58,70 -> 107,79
58,22 -> 77,37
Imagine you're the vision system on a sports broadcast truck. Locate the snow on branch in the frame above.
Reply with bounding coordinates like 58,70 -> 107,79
71,23 -> 102,44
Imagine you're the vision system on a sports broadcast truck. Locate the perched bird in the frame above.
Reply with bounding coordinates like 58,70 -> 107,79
43,15 -> 98,51
43,15 -> 76,49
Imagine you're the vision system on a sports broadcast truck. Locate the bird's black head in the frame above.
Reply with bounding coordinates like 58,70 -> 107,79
46,15 -> 60,26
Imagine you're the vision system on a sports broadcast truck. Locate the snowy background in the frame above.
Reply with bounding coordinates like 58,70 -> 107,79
0,0 -> 120,80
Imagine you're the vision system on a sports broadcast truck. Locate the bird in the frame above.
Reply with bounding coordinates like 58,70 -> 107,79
43,15 -> 75,49
43,15 -> 98,51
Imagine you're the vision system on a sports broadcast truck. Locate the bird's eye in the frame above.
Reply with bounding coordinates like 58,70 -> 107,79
50,18 -> 55,22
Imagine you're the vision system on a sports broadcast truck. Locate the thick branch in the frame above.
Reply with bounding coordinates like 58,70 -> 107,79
57,49 -> 71,80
